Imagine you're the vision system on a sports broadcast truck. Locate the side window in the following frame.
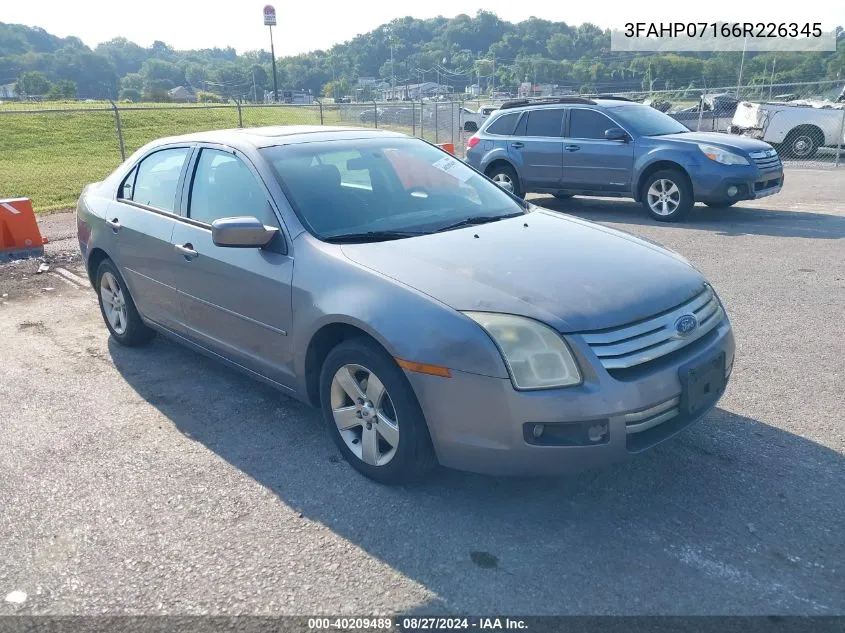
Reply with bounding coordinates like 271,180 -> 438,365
119,166 -> 138,200
189,149 -> 277,227
569,109 -> 617,140
485,112 -> 520,135
132,148 -> 190,212
525,109 -> 564,137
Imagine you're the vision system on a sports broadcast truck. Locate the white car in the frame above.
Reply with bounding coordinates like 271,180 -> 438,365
731,99 -> 845,159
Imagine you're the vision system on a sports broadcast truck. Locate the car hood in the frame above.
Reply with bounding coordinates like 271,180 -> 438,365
340,210 -> 706,332
658,131 -> 772,152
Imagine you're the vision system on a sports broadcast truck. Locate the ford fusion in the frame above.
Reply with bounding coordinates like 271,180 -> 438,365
77,126 -> 735,484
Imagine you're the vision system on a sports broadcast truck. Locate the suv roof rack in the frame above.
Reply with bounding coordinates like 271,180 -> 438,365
593,95 -> 635,102
499,97 -> 596,109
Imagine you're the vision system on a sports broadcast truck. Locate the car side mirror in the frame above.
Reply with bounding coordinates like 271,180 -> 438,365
604,127 -> 629,142
211,216 -> 278,248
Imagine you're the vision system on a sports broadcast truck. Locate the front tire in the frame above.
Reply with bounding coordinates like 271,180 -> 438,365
319,338 -> 436,485
705,200 -> 737,208
783,127 -> 822,159
553,192 -> 573,200
486,163 -> 523,198
641,169 -> 693,222
95,258 -> 155,346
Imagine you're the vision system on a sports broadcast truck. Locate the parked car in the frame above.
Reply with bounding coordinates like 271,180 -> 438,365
465,97 -> 784,222
77,125 -> 735,483
666,93 -> 739,132
731,99 -> 845,159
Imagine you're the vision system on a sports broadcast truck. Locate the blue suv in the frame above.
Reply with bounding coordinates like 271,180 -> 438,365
465,97 -> 784,222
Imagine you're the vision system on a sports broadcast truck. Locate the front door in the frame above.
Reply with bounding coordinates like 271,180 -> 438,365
171,147 -> 295,385
507,108 -> 564,190
561,108 -> 634,192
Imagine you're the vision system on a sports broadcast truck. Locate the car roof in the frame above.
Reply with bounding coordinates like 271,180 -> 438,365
149,125 -> 408,150
492,99 -> 641,114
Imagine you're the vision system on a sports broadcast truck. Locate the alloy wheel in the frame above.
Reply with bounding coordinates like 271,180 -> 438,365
330,364 -> 399,467
647,179 -> 681,216
99,271 -> 128,335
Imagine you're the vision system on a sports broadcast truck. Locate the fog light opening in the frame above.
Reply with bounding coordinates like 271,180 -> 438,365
588,422 -> 609,443
532,424 -> 545,438
727,186 -> 739,197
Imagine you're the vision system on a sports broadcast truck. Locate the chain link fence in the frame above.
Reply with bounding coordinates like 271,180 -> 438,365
2,83 -> 843,212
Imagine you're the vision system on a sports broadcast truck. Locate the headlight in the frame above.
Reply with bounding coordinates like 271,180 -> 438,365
463,312 -> 582,390
698,144 -> 749,165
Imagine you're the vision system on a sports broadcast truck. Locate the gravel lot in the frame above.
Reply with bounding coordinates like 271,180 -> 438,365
1,168 -> 843,616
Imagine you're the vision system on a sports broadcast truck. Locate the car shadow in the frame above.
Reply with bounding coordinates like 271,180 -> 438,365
108,337 -> 844,615
532,196 -> 845,240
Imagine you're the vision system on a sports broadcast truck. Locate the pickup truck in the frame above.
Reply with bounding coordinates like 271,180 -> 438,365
731,99 -> 845,159
460,105 -> 498,132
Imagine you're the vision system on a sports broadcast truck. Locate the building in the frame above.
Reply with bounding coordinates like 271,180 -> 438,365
0,83 -> 18,99
167,86 -> 197,102
465,84 -> 482,97
264,89 -> 314,105
381,82 -> 440,101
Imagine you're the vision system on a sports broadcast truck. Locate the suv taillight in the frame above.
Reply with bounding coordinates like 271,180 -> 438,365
467,135 -> 480,150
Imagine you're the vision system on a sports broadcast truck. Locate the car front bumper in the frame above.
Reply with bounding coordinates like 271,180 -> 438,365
404,318 -> 735,476
690,162 -> 784,204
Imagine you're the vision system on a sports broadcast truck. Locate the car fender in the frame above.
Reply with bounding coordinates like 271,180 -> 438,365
290,239 -> 509,395
478,148 -> 523,186
633,146 -> 701,198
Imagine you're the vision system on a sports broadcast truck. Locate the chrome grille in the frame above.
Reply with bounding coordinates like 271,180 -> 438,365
624,397 -> 680,434
749,148 -> 781,171
581,286 -> 723,371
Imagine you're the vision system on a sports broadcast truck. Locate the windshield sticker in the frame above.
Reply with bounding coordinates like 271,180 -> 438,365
431,156 -> 474,182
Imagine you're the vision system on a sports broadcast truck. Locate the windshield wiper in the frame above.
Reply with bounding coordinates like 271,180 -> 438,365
324,230 -> 426,243
435,213 -> 522,233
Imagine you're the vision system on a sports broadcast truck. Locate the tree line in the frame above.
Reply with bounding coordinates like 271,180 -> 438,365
1,14 -> 843,102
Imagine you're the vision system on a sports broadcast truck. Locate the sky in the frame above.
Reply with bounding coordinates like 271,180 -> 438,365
3,0 -> 843,56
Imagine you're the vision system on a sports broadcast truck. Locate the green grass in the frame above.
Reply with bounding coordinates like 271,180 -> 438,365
0,104 -> 342,212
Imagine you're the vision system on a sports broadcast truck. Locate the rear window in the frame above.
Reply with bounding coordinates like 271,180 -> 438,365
485,112 -> 520,135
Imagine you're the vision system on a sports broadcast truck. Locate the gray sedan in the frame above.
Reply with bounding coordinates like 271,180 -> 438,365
77,125 -> 735,484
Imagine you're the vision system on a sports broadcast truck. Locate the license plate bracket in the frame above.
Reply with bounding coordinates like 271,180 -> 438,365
679,352 -> 726,417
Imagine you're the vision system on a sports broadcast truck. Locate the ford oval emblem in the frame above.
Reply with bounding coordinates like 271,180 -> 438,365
675,314 -> 698,337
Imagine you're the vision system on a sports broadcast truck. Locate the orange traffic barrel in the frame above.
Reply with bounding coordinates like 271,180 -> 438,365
437,143 -> 455,155
0,198 -> 49,262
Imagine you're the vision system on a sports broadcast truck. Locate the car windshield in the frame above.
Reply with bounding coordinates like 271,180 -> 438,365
261,137 -> 525,241
611,105 -> 690,137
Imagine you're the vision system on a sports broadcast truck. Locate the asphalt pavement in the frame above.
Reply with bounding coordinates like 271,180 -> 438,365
0,168 -> 843,616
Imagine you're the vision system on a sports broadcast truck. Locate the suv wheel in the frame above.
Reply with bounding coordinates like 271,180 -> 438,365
487,164 -> 523,198
319,338 -> 436,485
642,169 -> 693,222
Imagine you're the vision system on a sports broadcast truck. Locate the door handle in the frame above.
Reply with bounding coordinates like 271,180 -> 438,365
510,142 -> 524,149
106,218 -> 121,232
565,145 -> 581,152
174,243 -> 198,259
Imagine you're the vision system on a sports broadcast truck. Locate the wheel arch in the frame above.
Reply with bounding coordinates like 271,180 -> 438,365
85,247 -> 111,287
635,160 -> 693,202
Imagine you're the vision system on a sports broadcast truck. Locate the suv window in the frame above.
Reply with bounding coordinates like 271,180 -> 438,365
189,149 -> 277,226
485,112 -> 520,135
525,109 -> 564,137
130,148 -> 190,211
569,109 -> 617,140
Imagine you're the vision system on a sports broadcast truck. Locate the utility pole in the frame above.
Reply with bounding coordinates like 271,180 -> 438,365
736,35 -> 747,99
252,69 -> 258,103
388,29 -> 395,101
769,58 -> 776,100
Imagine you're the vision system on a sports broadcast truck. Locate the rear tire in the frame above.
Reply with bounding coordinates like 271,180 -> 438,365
319,338 -> 436,485
486,163 -> 523,198
782,127 -> 822,159
95,258 -> 155,347
641,169 -> 693,222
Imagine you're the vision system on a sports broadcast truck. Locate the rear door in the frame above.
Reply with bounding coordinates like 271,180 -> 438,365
507,108 -> 564,190
170,146 -> 295,385
561,108 -> 634,192
110,145 -> 193,329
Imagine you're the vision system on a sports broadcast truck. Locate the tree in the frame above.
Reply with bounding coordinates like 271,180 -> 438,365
15,70 -> 50,96
45,79 -> 77,100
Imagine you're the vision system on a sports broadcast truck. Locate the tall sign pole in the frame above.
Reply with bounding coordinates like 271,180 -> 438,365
264,5 -> 278,103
